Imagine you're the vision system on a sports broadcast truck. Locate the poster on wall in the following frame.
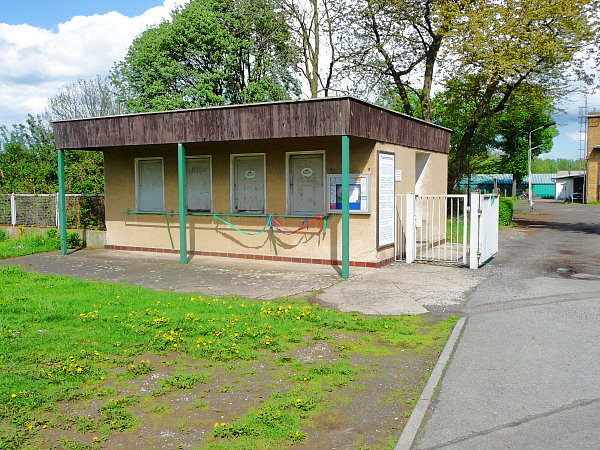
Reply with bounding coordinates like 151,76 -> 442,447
327,174 -> 370,214
378,152 -> 395,247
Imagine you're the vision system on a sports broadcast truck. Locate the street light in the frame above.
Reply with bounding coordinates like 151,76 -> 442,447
528,121 -> 556,211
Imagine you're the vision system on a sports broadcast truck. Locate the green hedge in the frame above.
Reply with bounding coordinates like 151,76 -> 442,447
499,198 -> 514,226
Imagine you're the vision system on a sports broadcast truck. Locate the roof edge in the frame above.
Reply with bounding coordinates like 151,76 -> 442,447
51,95 -> 451,133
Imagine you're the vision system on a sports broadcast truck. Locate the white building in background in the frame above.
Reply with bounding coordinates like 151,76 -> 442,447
554,170 -> 586,201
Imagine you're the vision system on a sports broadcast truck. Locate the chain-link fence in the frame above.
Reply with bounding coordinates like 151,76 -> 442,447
0,194 -> 105,229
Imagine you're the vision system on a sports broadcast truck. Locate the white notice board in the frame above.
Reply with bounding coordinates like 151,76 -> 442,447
378,153 -> 395,247
327,174 -> 370,214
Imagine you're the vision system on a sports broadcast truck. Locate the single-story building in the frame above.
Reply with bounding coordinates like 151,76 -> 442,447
554,171 -> 585,202
458,173 -> 556,198
525,174 -> 556,198
457,174 -> 512,195
52,97 -> 450,277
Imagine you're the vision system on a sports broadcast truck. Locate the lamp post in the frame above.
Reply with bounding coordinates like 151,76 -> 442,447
528,121 -> 556,211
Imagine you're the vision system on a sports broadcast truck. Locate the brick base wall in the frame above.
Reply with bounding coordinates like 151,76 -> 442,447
104,245 -> 396,268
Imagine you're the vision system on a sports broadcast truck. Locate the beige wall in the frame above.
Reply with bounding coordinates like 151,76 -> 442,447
587,114 -> 600,202
104,137 -> 447,263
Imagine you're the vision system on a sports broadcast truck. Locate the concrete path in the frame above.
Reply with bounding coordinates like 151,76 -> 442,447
0,246 -> 482,316
414,200 -> 600,449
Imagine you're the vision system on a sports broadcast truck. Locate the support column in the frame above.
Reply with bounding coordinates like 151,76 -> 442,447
57,149 -> 67,255
178,143 -> 188,264
341,135 -> 350,278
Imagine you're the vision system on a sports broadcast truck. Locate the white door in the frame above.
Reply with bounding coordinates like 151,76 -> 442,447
234,155 -> 265,213
137,159 -> 163,212
289,154 -> 324,215
187,157 -> 211,212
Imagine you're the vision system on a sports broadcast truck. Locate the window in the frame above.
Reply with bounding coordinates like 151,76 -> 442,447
287,153 -> 324,214
135,158 -> 164,212
232,154 -> 265,213
186,156 -> 212,212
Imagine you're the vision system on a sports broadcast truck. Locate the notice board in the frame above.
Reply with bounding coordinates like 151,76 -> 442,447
327,174 -> 370,214
378,152 -> 395,247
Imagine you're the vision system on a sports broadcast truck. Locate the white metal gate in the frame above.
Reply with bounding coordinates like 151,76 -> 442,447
469,193 -> 499,269
395,193 -> 498,268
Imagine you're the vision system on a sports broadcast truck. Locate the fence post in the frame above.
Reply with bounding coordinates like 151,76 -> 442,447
55,193 -> 60,228
405,193 -> 415,264
57,149 -> 68,255
10,193 -> 16,226
469,192 -> 480,269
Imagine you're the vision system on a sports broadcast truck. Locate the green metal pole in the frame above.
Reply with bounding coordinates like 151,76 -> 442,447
341,135 -> 350,279
178,143 -> 188,264
57,149 -> 68,255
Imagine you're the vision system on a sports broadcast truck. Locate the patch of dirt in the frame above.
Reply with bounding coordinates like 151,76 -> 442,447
35,329 -> 446,449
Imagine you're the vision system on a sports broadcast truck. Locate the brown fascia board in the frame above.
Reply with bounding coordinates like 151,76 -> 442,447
52,96 -> 450,153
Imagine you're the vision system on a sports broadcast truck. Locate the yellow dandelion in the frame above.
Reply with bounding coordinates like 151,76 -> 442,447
11,394 -> 17,398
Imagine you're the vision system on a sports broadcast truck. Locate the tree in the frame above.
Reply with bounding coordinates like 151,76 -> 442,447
532,158 -> 586,173
113,0 -> 300,112
494,84 -> 557,192
432,79 -> 558,191
44,76 -> 113,194
431,75 -> 501,188
344,0 -> 598,185
442,0 -> 597,188
341,0 -> 463,121
1,74 -> 113,195
46,76 -> 117,120
279,0 -> 344,98
0,116 -> 58,194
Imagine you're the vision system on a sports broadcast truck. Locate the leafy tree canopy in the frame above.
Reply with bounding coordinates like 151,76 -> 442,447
494,84 -> 557,184
113,0 -> 300,112
46,76 -> 117,120
532,158 -> 586,174
0,115 -> 104,194
432,78 -> 558,188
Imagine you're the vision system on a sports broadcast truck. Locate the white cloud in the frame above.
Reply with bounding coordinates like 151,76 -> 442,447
0,0 -> 189,127
566,131 -> 583,142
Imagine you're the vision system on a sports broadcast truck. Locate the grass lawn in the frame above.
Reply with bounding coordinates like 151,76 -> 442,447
0,265 -> 457,449
0,231 -> 60,260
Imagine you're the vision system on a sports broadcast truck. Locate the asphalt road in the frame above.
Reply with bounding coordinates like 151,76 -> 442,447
414,199 -> 600,449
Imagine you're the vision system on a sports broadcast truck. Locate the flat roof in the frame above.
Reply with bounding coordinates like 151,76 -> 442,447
52,96 -> 451,153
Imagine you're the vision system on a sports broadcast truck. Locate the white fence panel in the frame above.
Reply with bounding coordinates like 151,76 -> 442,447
0,193 -> 105,229
397,194 -> 468,265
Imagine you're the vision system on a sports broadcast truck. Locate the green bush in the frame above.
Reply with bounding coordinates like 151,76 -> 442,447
45,228 -> 59,239
499,198 -> 514,226
0,229 -> 7,242
66,232 -> 84,249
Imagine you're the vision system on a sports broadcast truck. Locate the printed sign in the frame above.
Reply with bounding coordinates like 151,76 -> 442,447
378,153 -> 395,247
327,174 -> 370,214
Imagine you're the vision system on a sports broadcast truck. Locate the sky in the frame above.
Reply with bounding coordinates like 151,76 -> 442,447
0,0 -> 598,160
